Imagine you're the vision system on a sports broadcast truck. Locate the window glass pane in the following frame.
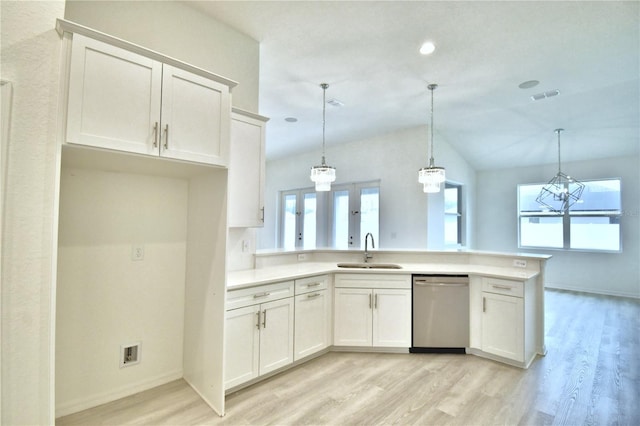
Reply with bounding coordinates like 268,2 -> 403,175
360,187 -> 379,247
444,215 -> 459,245
303,192 -> 316,249
520,216 -> 563,248
570,180 -> 621,213
570,216 -> 620,250
283,194 -> 297,250
333,190 -> 349,249
444,187 -> 458,214
519,184 -> 552,213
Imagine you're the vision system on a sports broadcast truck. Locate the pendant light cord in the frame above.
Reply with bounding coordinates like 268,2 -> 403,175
321,83 -> 329,166
428,84 -> 437,167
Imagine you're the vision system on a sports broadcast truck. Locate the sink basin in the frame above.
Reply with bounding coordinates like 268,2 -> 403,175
337,262 -> 402,269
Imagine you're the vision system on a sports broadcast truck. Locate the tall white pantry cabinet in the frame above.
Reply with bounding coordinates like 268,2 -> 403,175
54,20 -> 239,417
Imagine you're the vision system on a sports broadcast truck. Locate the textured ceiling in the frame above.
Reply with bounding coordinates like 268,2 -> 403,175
187,1 -> 639,170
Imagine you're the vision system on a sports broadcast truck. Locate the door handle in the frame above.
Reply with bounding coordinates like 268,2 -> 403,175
153,122 -> 159,148
163,124 -> 169,149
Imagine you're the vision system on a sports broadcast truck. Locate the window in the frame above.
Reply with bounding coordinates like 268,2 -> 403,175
444,183 -> 463,246
518,178 -> 621,251
280,189 -> 317,250
279,181 -> 379,250
329,182 -> 379,249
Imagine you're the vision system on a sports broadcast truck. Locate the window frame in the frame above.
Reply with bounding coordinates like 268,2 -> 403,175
444,182 -> 463,247
517,178 -> 622,253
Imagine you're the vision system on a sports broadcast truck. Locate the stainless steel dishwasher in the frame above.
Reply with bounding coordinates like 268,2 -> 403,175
410,274 -> 469,354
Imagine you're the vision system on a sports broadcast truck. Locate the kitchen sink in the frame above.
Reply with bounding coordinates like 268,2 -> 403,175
337,262 -> 402,269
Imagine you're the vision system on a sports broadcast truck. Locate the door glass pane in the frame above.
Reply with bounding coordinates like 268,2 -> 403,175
333,190 -> 349,249
520,216 -> 563,248
444,187 -> 458,214
570,216 -> 620,251
283,193 -> 297,251
360,187 -> 379,248
303,192 -> 317,249
444,215 -> 459,245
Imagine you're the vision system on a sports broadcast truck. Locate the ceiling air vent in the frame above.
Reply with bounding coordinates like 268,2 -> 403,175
531,89 -> 560,101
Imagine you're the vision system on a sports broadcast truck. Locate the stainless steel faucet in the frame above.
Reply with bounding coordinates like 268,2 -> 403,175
364,232 -> 375,263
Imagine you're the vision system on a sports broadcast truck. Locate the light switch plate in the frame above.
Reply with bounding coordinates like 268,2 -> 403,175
513,259 -> 527,268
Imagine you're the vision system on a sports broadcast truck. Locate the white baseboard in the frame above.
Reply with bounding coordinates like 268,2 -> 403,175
545,283 -> 640,299
55,369 -> 183,418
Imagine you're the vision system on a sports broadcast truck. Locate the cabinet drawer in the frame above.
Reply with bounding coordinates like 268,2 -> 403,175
335,273 -> 410,289
227,280 -> 294,310
482,277 -> 523,298
295,275 -> 329,295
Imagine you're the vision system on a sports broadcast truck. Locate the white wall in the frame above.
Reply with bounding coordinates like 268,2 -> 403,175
257,125 -> 476,251
1,1 -> 66,424
55,168 -> 188,416
476,155 -> 640,298
64,0 -> 260,111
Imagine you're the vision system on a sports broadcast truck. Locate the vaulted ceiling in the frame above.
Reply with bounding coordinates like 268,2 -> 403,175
188,1 -> 639,171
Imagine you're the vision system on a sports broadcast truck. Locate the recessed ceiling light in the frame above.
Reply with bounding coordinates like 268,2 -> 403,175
284,117 -> 298,123
419,41 -> 436,55
518,80 -> 540,89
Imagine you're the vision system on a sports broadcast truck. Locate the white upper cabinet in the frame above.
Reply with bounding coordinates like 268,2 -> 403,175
228,109 -> 268,227
66,33 -> 231,166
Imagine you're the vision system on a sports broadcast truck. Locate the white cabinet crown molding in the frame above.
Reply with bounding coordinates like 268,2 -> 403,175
55,18 -> 238,89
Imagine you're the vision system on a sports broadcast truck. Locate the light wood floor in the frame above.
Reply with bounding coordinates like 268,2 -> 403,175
57,289 -> 640,425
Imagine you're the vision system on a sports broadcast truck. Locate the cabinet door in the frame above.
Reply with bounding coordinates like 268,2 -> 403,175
373,289 -> 411,347
224,305 -> 260,389
294,290 -> 329,360
160,65 -> 230,165
334,288 -> 373,347
67,34 -> 162,155
259,298 -> 294,375
228,112 -> 266,227
482,292 -> 524,362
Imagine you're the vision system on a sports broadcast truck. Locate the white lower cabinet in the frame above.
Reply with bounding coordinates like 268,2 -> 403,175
481,292 -> 523,361
477,276 -> 534,365
334,274 -> 411,348
224,281 -> 294,390
294,275 -> 330,360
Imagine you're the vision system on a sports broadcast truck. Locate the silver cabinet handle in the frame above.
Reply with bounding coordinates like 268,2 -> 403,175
260,207 -> 265,222
256,311 -> 261,329
483,297 -> 486,313
369,293 -> 372,309
153,122 -> 159,148
374,294 -> 378,309
492,285 -> 513,291
307,292 -> 321,299
262,309 -> 267,328
253,292 -> 271,299
163,124 -> 169,149
307,282 -> 321,288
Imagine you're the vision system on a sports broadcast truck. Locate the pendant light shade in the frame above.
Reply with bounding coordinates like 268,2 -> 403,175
418,84 -> 446,193
535,129 -> 584,212
310,83 -> 336,191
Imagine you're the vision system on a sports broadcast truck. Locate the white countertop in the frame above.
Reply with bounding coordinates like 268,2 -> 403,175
227,261 -> 540,290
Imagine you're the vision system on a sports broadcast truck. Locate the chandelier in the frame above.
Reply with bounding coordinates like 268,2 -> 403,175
310,83 -> 336,191
535,128 -> 584,212
418,84 -> 446,193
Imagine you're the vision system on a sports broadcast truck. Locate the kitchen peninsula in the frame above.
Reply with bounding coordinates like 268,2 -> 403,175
226,249 -> 550,391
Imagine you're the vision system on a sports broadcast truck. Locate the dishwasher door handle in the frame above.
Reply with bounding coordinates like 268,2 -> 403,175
413,281 -> 468,287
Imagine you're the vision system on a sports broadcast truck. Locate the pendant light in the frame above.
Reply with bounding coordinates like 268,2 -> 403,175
535,128 -> 584,212
418,84 -> 446,193
310,83 -> 336,191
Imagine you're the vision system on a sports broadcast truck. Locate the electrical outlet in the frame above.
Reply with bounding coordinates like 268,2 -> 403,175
120,342 -> 141,368
131,244 -> 144,261
513,259 -> 527,268
297,253 -> 307,261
